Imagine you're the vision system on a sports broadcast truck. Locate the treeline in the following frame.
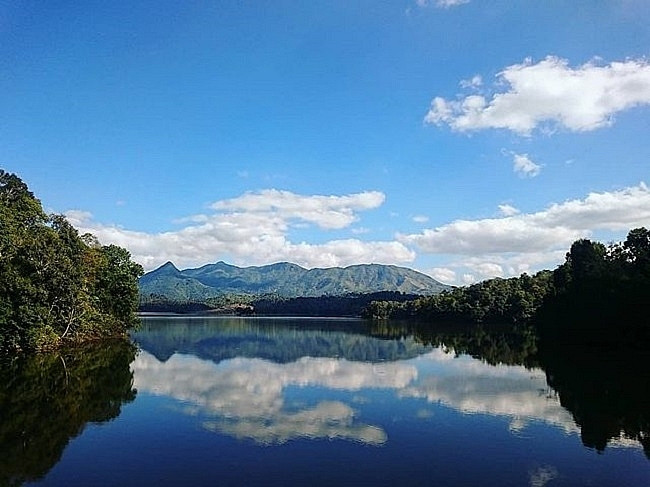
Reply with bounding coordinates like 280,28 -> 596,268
539,229 -> 650,344
0,171 -> 143,352
252,291 -> 419,317
140,291 -> 419,317
364,228 -> 650,345
364,271 -> 554,324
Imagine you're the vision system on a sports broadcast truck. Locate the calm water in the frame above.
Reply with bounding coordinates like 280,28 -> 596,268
2,316 -> 649,486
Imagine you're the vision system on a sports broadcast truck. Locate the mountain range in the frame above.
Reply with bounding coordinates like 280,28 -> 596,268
139,261 -> 449,301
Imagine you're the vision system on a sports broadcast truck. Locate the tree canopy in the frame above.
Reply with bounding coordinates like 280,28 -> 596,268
0,170 -> 143,352
364,228 -> 650,346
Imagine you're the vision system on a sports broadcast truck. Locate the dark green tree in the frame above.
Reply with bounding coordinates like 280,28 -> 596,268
0,170 -> 143,352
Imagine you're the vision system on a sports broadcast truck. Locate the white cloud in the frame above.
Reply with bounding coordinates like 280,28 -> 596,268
399,183 -> 650,283
211,189 -> 386,230
412,215 -> 429,223
416,0 -> 469,7
428,267 -> 456,284
498,204 -> 520,217
425,56 -> 650,135
399,183 -> 650,255
460,75 -> 482,89
457,250 -> 567,281
512,153 -> 542,178
461,273 -> 476,284
67,189 -> 414,271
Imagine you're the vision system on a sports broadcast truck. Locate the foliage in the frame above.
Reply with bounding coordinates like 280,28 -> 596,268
252,291 -> 419,317
0,170 -> 144,352
363,270 -> 554,325
364,228 -> 650,347
538,230 -> 650,345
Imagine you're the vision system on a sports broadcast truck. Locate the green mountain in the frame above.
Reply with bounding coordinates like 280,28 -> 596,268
139,261 -> 449,301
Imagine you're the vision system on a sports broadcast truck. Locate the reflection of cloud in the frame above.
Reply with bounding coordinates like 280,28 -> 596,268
132,351 -> 416,445
402,350 -> 579,434
529,465 -> 558,487
205,401 -> 387,446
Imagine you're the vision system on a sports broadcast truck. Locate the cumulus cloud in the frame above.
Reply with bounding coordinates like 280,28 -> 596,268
400,183 -> 650,283
425,56 -> 650,135
454,250 -> 568,284
512,153 -> 542,178
428,267 -> 457,284
66,189 -> 414,271
399,183 -> 650,255
211,189 -> 386,230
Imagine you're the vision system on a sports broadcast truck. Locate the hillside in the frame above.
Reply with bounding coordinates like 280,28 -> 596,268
139,261 -> 449,302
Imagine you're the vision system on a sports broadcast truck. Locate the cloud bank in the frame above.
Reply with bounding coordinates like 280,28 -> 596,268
66,183 -> 649,283
67,189 -> 415,271
401,183 -> 650,282
400,183 -> 650,254
425,56 -> 650,134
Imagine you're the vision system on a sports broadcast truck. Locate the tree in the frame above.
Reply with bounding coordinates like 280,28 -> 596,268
0,171 -> 144,352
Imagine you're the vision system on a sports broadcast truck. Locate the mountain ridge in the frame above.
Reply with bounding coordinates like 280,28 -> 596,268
139,261 -> 450,301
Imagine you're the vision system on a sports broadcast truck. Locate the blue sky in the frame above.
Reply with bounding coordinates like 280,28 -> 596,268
3,0 -> 650,284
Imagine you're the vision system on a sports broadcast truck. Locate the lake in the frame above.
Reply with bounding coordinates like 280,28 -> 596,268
3,316 -> 649,486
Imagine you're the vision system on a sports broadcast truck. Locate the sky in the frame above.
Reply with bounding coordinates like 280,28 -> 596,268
2,0 -> 650,285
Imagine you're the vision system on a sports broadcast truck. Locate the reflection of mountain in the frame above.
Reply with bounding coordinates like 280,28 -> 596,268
0,341 -> 137,486
133,316 -> 432,363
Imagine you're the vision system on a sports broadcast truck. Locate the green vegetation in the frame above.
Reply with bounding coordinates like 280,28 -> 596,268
0,171 -> 144,352
139,259 -> 450,304
364,228 -> 650,346
364,270 -> 554,324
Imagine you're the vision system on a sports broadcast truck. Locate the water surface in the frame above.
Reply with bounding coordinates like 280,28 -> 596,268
2,316 -> 648,486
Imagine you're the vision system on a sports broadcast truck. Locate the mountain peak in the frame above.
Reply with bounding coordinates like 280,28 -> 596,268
139,261 -> 450,301
159,261 -> 179,271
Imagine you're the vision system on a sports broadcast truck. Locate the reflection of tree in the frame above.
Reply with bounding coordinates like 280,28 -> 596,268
540,343 -> 650,458
379,320 -> 650,458
371,321 -> 540,368
0,341 -> 137,486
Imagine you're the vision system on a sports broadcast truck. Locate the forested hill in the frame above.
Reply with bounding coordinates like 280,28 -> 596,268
139,261 -> 449,301
0,171 -> 143,352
